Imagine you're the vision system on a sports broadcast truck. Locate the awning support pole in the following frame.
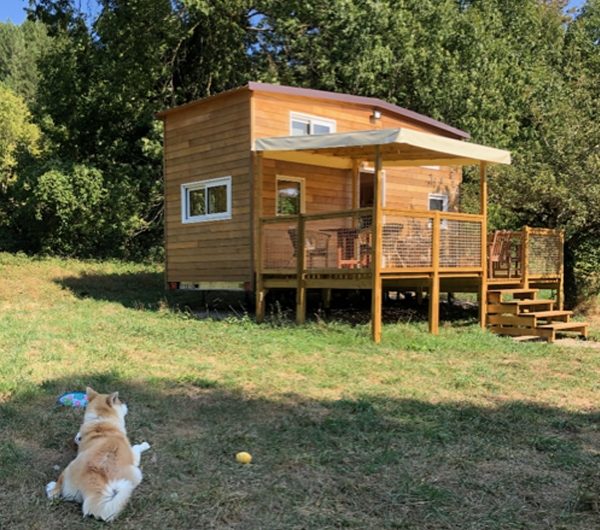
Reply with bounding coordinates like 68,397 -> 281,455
371,147 -> 383,343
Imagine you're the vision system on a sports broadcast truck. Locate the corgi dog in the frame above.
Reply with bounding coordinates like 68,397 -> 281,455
46,387 -> 150,522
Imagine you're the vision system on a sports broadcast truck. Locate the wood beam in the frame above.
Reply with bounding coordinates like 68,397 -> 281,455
479,161 -> 488,329
371,147 -> 383,343
429,211 -> 441,334
295,216 -> 307,324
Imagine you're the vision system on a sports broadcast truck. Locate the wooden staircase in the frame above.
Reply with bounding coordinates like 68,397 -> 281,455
487,288 -> 588,343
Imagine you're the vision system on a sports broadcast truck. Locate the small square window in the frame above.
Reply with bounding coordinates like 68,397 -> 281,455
181,177 -> 232,224
428,194 -> 448,212
276,177 -> 305,215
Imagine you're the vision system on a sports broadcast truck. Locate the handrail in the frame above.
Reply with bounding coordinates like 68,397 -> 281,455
260,207 -> 372,225
382,208 -> 484,222
260,207 -> 486,274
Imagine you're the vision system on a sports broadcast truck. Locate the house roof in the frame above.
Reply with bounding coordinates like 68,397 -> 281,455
156,82 -> 470,140
254,128 -> 510,169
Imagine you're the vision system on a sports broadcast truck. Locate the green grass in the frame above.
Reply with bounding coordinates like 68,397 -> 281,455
1,252 -> 599,529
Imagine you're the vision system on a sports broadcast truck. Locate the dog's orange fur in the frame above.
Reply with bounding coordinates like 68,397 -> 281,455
46,387 -> 150,522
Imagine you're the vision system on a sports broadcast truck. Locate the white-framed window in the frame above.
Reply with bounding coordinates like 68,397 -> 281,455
181,176 -> 232,224
276,175 -> 305,215
428,193 -> 448,212
428,192 -> 449,229
290,112 -> 336,136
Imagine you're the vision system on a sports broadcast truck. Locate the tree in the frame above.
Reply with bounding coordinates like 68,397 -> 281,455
0,85 -> 40,187
0,21 -> 51,104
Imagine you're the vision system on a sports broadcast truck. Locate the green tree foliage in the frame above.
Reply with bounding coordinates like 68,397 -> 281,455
1,0 -> 597,301
0,20 -> 51,103
0,85 -> 40,186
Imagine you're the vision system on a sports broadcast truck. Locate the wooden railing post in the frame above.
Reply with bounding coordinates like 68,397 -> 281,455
429,211 -> 441,335
558,230 -> 565,310
295,214 -> 306,324
521,226 -> 530,289
255,218 -> 266,322
479,161 -> 488,329
254,153 -> 265,323
371,147 -> 383,343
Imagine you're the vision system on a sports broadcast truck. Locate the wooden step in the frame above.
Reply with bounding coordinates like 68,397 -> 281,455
488,289 -> 538,295
488,288 -> 538,303
488,314 -> 536,327
488,299 -> 554,314
537,321 -> 589,335
513,335 -> 545,342
489,325 -> 554,340
518,310 -> 572,322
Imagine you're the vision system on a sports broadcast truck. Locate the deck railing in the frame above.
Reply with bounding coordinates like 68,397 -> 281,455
259,208 -> 485,275
487,226 -> 563,282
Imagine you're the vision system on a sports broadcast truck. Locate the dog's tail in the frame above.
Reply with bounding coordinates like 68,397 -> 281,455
82,479 -> 135,522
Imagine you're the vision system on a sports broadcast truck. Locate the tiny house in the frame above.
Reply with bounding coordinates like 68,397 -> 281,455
157,83 -> 584,342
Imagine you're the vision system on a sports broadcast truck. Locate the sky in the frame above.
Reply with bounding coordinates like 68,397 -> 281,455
0,0 -> 100,24
0,0 -> 591,25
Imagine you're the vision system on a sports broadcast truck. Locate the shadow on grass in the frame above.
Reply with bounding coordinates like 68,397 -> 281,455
1,374 -> 599,529
55,272 -> 248,313
57,271 -> 477,328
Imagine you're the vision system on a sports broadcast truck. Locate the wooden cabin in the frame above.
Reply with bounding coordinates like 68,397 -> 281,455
157,83 -> 587,343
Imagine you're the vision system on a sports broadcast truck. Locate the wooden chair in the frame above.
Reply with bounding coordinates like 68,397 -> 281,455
488,230 -> 520,278
288,228 -> 331,268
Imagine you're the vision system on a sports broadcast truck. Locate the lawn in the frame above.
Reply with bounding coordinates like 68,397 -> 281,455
0,252 -> 599,529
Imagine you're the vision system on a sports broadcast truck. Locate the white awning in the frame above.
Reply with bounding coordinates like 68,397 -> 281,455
254,128 -> 511,169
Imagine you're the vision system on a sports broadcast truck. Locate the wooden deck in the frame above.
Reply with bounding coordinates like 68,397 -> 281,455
255,208 -> 573,341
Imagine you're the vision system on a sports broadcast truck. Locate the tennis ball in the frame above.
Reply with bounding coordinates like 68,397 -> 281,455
235,451 -> 252,464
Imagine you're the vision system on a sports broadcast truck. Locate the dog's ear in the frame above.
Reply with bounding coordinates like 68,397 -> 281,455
106,391 -> 119,407
86,387 -> 99,401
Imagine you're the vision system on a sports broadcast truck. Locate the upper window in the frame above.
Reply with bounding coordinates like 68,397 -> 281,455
290,112 -> 336,136
276,176 -> 305,215
181,176 -> 232,224
428,193 -> 448,212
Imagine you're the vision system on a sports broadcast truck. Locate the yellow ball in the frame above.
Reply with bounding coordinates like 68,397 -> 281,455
235,451 -> 252,464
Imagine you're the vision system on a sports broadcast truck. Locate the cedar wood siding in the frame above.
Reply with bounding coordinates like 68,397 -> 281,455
163,89 -> 252,286
161,86 -> 463,287
251,91 -> 462,216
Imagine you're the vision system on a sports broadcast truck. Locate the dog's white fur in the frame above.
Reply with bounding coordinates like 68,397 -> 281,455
46,387 -> 150,521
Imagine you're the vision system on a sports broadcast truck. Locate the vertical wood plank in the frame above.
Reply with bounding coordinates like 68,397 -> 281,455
352,160 -> 360,210
429,210 -> 441,334
371,147 -> 383,343
479,161 -> 488,329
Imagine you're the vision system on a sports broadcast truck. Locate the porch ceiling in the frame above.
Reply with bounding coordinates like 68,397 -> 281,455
254,128 -> 511,169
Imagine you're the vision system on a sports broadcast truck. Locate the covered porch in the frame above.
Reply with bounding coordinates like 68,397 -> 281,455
253,128 -> 511,342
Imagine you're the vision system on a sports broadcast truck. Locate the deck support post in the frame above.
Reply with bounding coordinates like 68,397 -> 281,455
256,283 -> 267,323
296,215 -> 307,325
429,211 -> 441,334
371,147 -> 383,343
521,226 -> 530,289
322,288 -> 332,309
479,161 -> 488,329
558,230 -> 565,310
253,152 -> 264,321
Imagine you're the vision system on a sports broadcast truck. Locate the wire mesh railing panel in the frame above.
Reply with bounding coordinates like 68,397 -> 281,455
440,219 -> 482,268
262,220 -> 297,270
528,231 -> 561,276
303,212 -> 372,270
382,214 -> 433,268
